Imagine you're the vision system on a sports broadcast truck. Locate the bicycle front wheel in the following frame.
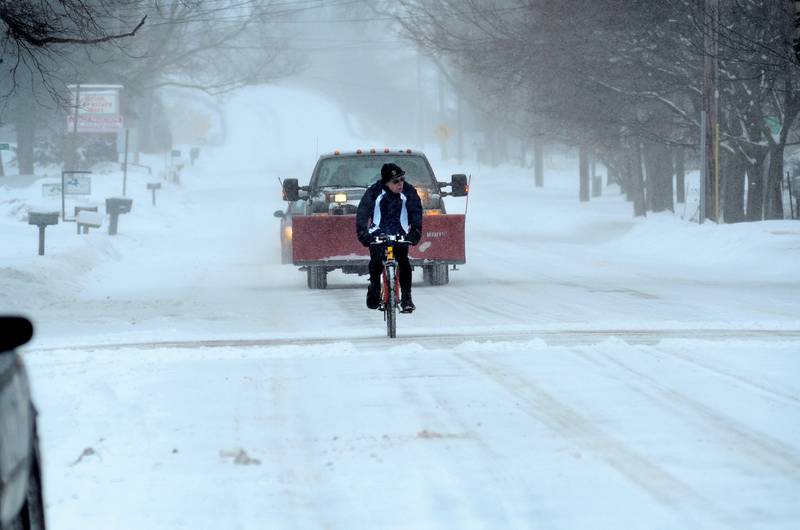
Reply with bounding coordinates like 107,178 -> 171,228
385,265 -> 397,338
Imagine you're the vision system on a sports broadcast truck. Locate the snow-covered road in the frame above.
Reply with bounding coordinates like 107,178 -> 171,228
28,335 -> 800,530
3,87 -> 798,529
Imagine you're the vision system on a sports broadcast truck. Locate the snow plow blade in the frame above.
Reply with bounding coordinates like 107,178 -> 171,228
291,214 -> 466,265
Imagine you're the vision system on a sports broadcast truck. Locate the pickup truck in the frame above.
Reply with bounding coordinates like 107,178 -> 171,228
274,149 -> 469,289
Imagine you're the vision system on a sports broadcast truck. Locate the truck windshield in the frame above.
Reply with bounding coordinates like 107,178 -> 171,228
314,155 -> 435,189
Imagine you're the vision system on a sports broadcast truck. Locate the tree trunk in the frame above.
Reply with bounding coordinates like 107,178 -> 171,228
137,88 -> 155,154
745,148 -> 767,220
674,148 -> 685,203
534,143 -> 543,187
15,112 -> 35,175
607,164 -> 618,188
723,151 -> 746,223
632,145 -> 646,217
764,144 -> 786,219
579,146 -> 590,201
644,142 -> 674,212
620,157 -> 633,201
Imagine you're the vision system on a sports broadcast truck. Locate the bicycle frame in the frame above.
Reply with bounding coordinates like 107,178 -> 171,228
372,235 -> 406,338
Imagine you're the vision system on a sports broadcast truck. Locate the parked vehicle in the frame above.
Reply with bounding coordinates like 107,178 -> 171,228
274,149 -> 469,289
0,317 -> 46,530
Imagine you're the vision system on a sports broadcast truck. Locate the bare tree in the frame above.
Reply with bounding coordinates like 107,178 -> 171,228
0,0 -> 146,101
1,1 -> 304,171
394,0 -> 800,221
72,1 -> 303,154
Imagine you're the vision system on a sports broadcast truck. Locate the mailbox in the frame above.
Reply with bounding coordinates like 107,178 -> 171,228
27,211 -> 59,256
74,206 -> 99,234
28,212 -> 59,227
106,197 -> 133,215
147,182 -> 162,206
105,197 -> 133,235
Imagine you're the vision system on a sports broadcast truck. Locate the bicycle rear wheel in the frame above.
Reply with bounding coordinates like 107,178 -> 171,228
385,265 -> 397,338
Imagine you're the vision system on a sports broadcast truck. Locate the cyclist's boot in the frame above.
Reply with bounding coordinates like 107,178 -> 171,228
366,280 -> 381,310
400,291 -> 415,313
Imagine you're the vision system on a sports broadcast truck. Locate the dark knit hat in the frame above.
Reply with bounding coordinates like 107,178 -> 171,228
381,163 -> 405,183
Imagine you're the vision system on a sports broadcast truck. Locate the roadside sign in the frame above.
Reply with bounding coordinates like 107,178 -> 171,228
66,84 -> 124,133
42,183 -> 62,197
435,123 -> 452,141
0,143 -> 9,150
64,175 -> 91,195
42,176 -> 91,197
765,116 -> 781,136
66,114 -> 123,133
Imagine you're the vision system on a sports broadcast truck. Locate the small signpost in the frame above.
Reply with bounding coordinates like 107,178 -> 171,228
765,116 -> 781,137
147,182 -> 162,206
0,142 -> 8,177
28,211 -> 59,255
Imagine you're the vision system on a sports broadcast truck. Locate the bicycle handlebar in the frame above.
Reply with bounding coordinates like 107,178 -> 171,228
369,233 -> 409,245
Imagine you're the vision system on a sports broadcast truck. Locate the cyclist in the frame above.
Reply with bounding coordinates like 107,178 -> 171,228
356,163 -> 423,312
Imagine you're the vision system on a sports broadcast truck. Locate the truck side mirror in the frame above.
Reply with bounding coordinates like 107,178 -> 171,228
273,210 -> 285,218
450,174 -> 469,197
282,179 -> 299,202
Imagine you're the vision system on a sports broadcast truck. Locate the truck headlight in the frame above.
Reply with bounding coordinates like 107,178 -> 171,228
284,226 -> 292,241
333,193 -> 347,204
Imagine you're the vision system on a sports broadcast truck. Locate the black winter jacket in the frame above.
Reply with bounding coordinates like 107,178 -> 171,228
356,180 -> 423,243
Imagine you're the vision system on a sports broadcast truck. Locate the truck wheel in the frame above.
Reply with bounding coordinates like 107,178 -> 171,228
424,264 -> 449,286
307,267 -> 328,289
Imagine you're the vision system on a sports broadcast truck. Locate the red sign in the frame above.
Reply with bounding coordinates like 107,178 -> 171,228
66,114 -> 123,133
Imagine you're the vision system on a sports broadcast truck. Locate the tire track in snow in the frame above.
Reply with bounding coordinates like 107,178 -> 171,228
425,381 -> 543,528
657,348 -> 800,406
453,350 -> 748,529
588,349 -> 800,479
383,353 -> 479,528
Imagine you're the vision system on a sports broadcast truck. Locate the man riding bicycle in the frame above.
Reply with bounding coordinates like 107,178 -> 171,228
356,163 -> 423,312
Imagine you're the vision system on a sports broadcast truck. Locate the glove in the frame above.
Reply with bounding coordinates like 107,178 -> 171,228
357,229 -> 372,247
406,226 -> 422,245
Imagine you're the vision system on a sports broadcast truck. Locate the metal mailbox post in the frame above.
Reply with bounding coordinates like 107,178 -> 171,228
105,197 -> 133,235
28,211 -> 59,255
147,182 -> 162,206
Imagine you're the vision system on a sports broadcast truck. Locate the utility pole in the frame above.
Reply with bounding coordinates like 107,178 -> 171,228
457,93 -> 464,165
416,53 -> 425,151
69,83 -> 81,171
534,143 -> 544,187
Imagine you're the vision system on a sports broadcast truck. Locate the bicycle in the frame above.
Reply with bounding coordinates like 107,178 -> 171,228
371,234 -> 409,338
